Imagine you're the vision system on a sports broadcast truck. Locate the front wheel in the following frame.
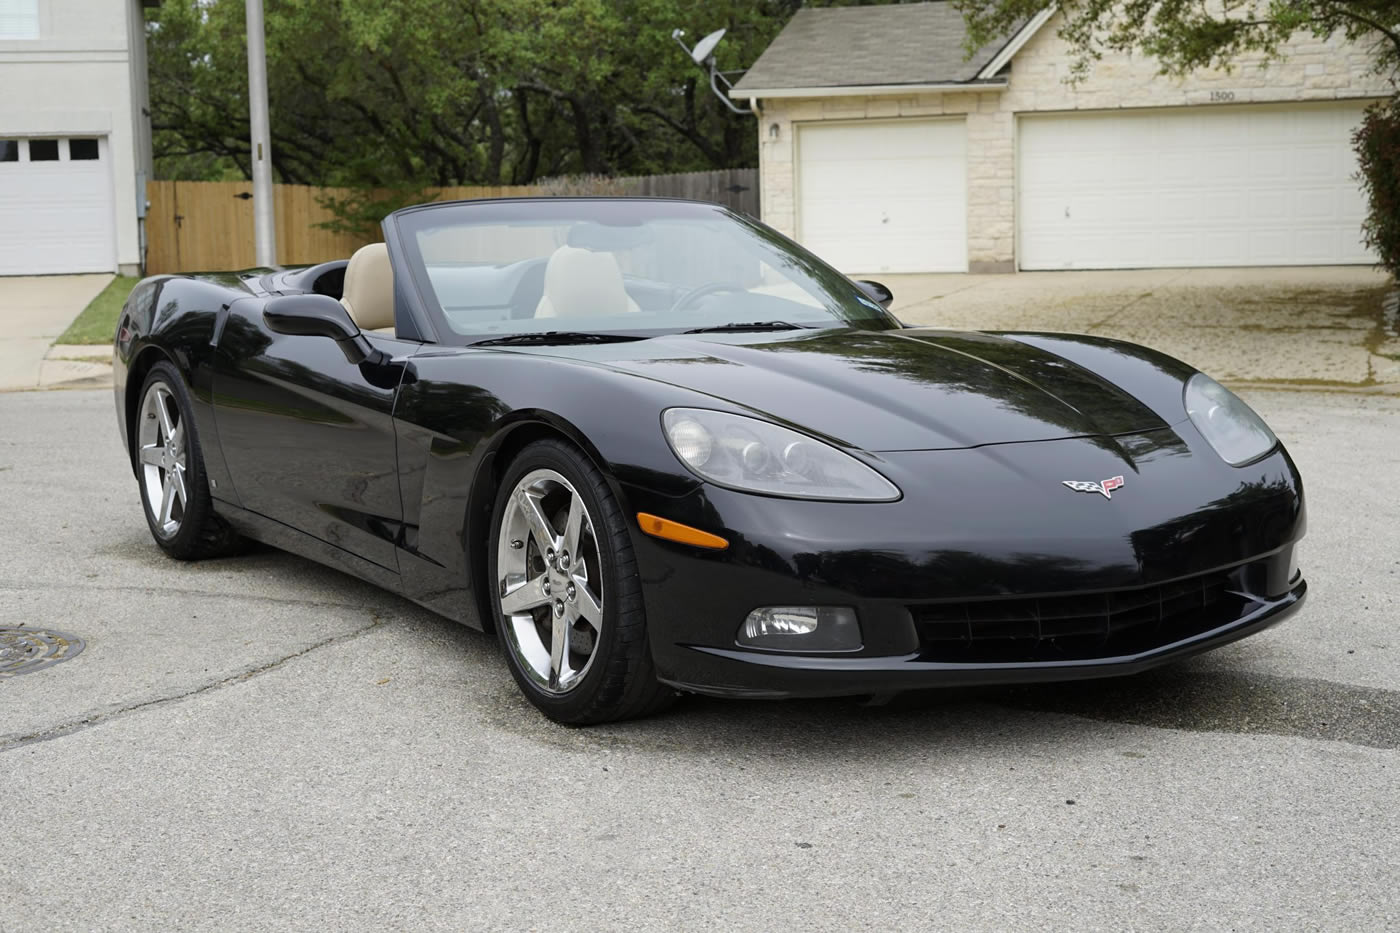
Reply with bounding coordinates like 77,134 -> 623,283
488,439 -> 674,724
134,361 -> 243,560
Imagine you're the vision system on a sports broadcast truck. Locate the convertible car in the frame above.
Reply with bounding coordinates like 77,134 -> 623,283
113,197 -> 1306,723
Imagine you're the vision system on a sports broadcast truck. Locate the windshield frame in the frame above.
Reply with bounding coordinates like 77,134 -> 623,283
382,197 -> 900,347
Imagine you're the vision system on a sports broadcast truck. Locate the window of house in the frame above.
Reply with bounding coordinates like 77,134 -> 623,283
28,139 -> 59,161
69,138 -> 99,161
0,141 -> 18,163
0,0 -> 40,39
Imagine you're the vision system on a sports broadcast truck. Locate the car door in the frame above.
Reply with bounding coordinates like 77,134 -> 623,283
212,297 -> 415,572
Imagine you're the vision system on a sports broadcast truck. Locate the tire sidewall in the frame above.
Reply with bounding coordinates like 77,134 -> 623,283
488,440 -> 635,721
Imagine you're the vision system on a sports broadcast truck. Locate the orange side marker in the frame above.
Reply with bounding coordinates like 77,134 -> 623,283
636,513 -> 729,550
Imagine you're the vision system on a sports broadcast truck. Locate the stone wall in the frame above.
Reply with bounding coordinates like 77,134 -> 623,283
755,15 -> 1393,271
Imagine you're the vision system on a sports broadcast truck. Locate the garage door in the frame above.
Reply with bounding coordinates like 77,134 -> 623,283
0,136 -> 116,275
1018,104 -> 1374,270
798,119 -> 967,274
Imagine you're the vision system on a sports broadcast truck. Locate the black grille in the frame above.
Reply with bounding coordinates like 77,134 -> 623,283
911,570 -> 1254,663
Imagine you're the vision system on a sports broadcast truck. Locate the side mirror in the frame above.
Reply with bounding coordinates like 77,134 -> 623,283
263,294 -> 382,365
854,279 -> 894,310
264,293 -> 359,340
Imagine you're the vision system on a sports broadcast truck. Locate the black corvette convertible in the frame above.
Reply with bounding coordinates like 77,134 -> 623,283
113,197 -> 1305,723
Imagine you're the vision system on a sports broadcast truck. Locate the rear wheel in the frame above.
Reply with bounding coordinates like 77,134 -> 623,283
135,362 -> 242,560
489,439 -> 674,724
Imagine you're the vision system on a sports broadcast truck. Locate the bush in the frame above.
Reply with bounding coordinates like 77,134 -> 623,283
1355,96 -> 1400,279
315,186 -> 439,239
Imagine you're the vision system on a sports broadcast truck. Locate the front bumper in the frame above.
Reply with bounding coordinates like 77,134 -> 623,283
660,577 -> 1305,699
621,432 -> 1307,700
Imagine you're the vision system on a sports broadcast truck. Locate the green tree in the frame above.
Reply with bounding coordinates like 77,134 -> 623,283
148,0 -> 810,186
953,0 -> 1400,81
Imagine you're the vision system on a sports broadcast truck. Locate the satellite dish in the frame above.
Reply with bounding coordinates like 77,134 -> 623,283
690,28 -> 726,64
670,24 -> 751,114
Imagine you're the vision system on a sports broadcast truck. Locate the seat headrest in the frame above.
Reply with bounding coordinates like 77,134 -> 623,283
535,245 -> 637,318
340,242 -> 395,332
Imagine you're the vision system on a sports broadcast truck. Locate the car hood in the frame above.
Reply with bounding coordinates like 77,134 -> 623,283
527,327 -> 1174,452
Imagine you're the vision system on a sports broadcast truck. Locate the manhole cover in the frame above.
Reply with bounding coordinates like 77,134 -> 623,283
0,628 -> 85,679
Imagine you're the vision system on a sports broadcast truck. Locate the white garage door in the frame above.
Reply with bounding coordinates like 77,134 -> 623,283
798,119 -> 967,274
0,136 -> 116,275
1019,104 -> 1374,270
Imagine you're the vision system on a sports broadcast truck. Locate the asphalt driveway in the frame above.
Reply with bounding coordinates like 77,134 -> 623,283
1,387 -> 1397,931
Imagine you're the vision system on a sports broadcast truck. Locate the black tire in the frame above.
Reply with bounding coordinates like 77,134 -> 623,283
134,361 -> 244,561
488,438 -> 675,725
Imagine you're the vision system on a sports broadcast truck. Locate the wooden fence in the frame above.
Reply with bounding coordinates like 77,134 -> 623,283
144,181 -> 541,274
610,169 -> 759,218
143,169 -> 759,274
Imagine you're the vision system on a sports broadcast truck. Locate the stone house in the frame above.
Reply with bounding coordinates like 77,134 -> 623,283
731,2 -> 1391,273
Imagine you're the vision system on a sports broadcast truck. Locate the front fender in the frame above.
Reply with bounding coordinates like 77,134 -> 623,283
391,349 -> 731,625
113,275 -> 243,492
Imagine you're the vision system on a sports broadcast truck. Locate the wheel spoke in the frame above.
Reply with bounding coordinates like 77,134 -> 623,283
154,390 -> 177,439
158,476 -> 178,526
515,487 -> 558,554
167,422 -> 184,457
171,465 -> 188,510
562,494 -> 585,558
139,444 -> 163,466
549,615 -> 570,688
573,581 -> 602,628
500,574 -> 551,615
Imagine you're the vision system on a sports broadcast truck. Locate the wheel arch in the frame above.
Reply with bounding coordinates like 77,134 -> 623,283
464,415 -> 620,637
123,345 -> 181,477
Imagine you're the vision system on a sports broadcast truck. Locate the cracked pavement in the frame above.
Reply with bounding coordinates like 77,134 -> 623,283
2,389 -> 1398,932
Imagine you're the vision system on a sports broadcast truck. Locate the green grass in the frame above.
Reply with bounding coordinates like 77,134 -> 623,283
55,275 -> 140,345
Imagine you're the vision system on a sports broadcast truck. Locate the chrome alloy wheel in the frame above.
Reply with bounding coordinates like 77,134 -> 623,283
496,468 -> 605,695
137,382 -> 188,539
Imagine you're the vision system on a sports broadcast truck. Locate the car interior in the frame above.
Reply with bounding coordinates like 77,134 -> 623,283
278,219 -> 840,341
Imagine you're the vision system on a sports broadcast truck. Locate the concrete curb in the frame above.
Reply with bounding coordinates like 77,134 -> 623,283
31,344 -> 114,391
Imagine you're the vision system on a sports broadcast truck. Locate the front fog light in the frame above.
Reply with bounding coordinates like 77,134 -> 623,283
738,606 -> 862,653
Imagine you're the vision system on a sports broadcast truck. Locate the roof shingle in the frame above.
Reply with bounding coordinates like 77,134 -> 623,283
732,2 -> 1020,93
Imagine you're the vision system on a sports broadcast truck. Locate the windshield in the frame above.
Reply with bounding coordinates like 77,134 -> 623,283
391,199 -> 897,343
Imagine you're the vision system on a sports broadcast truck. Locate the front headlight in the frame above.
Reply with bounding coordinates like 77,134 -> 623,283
662,408 -> 900,501
1184,373 -> 1277,466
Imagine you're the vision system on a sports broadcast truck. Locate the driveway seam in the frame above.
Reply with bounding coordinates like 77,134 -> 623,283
1084,269 -> 1195,332
0,613 -> 387,754
893,280 -> 989,320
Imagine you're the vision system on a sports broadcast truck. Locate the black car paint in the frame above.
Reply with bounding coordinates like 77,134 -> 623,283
113,200 -> 1305,700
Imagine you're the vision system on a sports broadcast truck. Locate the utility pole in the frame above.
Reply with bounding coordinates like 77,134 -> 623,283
245,0 -> 276,267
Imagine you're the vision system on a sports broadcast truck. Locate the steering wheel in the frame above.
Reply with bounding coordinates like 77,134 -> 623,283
669,282 -> 747,314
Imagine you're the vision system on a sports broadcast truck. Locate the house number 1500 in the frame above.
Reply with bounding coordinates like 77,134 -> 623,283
1210,91 -> 1236,102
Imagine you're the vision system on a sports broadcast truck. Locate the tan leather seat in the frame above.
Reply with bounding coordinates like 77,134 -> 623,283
535,245 -> 640,318
340,243 -> 395,333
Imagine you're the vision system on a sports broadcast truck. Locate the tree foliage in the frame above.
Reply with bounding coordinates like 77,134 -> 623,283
1355,99 -> 1400,276
149,0 -> 817,186
953,0 -> 1400,81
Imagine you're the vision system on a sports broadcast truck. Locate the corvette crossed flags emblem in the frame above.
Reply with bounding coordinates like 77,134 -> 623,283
1062,475 -> 1125,500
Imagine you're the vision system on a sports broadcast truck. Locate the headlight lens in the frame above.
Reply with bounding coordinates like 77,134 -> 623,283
662,408 -> 900,501
1184,374 -> 1277,466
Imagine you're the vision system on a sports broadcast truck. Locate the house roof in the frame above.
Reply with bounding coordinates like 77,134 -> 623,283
731,2 -> 1041,97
